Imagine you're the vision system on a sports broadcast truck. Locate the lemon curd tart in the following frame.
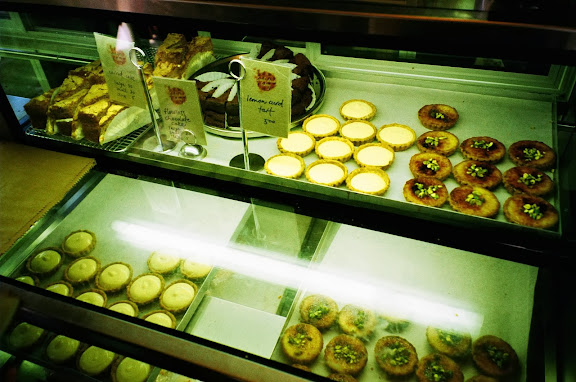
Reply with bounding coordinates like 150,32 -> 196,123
339,120 -> 377,146
45,281 -> 74,297
61,229 -> 96,257
112,357 -> 151,382
15,275 -> 38,286
160,280 -> 198,313
315,137 -> 355,162
180,258 -> 213,279
302,114 -> 340,139
96,262 -> 132,293
46,335 -> 80,364
108,301 -> 139,317
142,310 -> 177,329
147,251 -> 181,275
76,289 -> 107,307
339,99 -> 376,121
64,256 -> 100,284
277,131 -> 316,156
346,168 -> 390,196
9,322 -> 45,349
127,273 -> 165,305
77,345 -> 116,377
353,142 -> 395,169
26,247 -> 63,276
305,160 -> 348,187
265,153 -> 305,179
377,123 -> 416,151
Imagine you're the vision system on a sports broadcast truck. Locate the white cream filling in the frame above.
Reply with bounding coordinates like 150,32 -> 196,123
342,121 -> 374,140
357,146 -> 394,167
308,164 -> 344,184
267,156 -> 302,177
351,173 -> 387,192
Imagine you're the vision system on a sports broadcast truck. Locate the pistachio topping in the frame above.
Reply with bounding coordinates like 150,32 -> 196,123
415,182 -> 442,200
523,147 -> 545,161
423,159 -> 440,172
288,328 -> 312,348
523,203 -> 543,220
518,172 -> 542,186
437,329 -> 464,346
466,164 -> 488,178
432,111 -> 445,120
471,140 -> 494,150
309,304 -> 330,320
486,344 -> 510,368
424,360 -> 453,382
465,191 -> 485,206
353,310 -> 367,330
424,136 -> 446,147
382,342 -> 410,366
334,344 -> 360,364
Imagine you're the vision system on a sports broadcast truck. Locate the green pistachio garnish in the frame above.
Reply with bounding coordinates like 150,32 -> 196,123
471,140 -> 494,150
523,203 -> 543,220
423,159 -> 440,172
486,345 -> 510,368
415,182 -> 442,199
433,112 -> 445,119
518,173 -> 542,186
424,136 -> 446,147
424,360 -> 453,382
288,331 -> 312,347
309,304 -> 330,320
353,310 -> 366,330
334,345 -> 360,364
437,329 -> 464,346
466,164 -> 488,178
383,342 -> 410,366
523,147 -> 545,161
465,191 -> 484,206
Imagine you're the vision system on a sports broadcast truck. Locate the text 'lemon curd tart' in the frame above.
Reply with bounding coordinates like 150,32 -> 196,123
277,131 -> 316,156
160,280 -> 198,313
64,256 -> 101,284
26,247 -> 63,276
302,114 -> 340,139
340,120 -> 377,145
96,262 -> 132,292
377,123 -> 416,151
418,104 -> 459,130
305,160 -> 348,187
61,229 -> 96,257
339,99 -> 376,121
265,153 -> 305,179
346,168 -> 390,196
127,273 -> 165,305
354,142 -> 395,169
315,137 -> 355,162
416,130 -> 459,156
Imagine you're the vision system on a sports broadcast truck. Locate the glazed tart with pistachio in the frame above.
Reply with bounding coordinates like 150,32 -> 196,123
26,247 -> 63,276
403,177 -> 448,208
277,130 -> 316,156
409,152 -> 452,181
449,186 -> 500,218
302,114 -> 340,139
503,166 -> 554,197
281,323 -> 324,364
416,130 -> 459,156
472,335 -> 519,378
305,160 -> 348,187
374,336 -> 419,378
346,167 -> 390,196
508,140 -> 555,170
64,256 -> 101,284
416,353 -> 464,382
340,120 -> 377,146
453,160 -> 502,190
315,136 -> 355,162
337,304 -> 377,340
324,334 -> 368,376
503,194 -> 558,229
418,104 -> 459,130
328,373 -> 359,382
426,327 -> 472,359
377,123 -> 416,151
299,294 -> 338,330
460,136 -> 506,163
265,153 -> 306,179
339,99 -> 377,121
61,229 -> 96,257
354,142 -> 395,170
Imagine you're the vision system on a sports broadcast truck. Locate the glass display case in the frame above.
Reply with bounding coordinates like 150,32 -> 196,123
0,1 -> 575,381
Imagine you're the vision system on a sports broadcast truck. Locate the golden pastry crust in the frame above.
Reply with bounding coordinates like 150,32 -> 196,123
418,104 -> 459,130
346,167 -> 390,196
26,247 -> 63,276
108,300 -> 139,317
95,262 -> 133,293
403,177 -> 448,208
299,294 -> 339,330
339,120 -> 377,146
324,334 -> 368,376
503,194 -> 558,229
449,186 -> 500,218
416,353 -> 464,382
452,160 -> 502,190
374,336 -> 418,378
339,99 -> 376,121
76,289 -> 107,307
354,142 -> 395,170
64,256 -> 101,284
180,258 -> 213,279
328,373 -> 358,382
377,123 -> 416,151
45,281 -> 74,297
315,137 -> 355,162
159,279 -> 198,313
305,160 -> 348,187
503,166 -> 554,197
265,153 -> 306,179
472,335 -> 519,378
508,140 -> 556,170
416,131 -> 459,156
337,305 -> 377,340
61,229 -> 96,257
409,152 -> 452,181
302,114 -> 340,139
277,131 -> 316,156
280,323 -> 324,364
111,356 -> 151,382
142,310 -> 177,329
147,251 -> 181,275
460,137 -> 506,163
425,327 -> 472,359
126,273 -> 165,305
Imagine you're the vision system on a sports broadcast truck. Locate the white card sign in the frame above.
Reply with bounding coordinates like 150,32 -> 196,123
94,32 -> 147,109
239,57 -> 292,138
153,76 -> 207,145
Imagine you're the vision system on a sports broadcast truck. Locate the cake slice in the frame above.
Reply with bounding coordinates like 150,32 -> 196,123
24,88 -> 56,130
72,83 -> 110,140
46,88 -> 89,135
153,34 -> 215,79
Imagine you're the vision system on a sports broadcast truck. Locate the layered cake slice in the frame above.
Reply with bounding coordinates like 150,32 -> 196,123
153,34 -> 215,79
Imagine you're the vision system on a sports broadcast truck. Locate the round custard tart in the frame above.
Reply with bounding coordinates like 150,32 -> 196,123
374,336 -> 419,378
472,335 -> 519,378
108,300 -> 139,317
299,294 -> 339,331
147,252 -> 181,275
112,356 -> 151,382
340,120 -> 377,146
377,123 -> 417,151
76,289 -> 107,307
96,262 -> 132,293
142,310 -> 177,329
45,335 -> 80,364
338,305 -> 377,341
460,136 -> 506,163
403,177 -> 448,208
416,353 -> 464,382
277,131 -> 316,156
26,247 -> 63,276
449,186 -> 500,218
508,140 -> 556,170
503,194 -> 558,229
77,345 -> 117,377
265,153 -> 306,179
9,322 -> 45,350
324,334 -> 368,376
346,168 -> 390,196
281,323 -> 324,364
180,259 -> 213,279
354,142 -> 395,170
315,137 -> 355,162
416,131 -> 459,156
426,327 -> 472,359
453,160 -> 502,190
305,160 -> 348,187
61,229 -> 96,257
339,99 -> 377,121
64,256 -> 101,284
418,104 -> 459,130
302,114 -> 340,139
160,280 -> 198,313
409,152 -> 453,181
45,281 -> 74,297
126,273 -> 165,305
503,166 -> 554,197
15,275 -> 39,286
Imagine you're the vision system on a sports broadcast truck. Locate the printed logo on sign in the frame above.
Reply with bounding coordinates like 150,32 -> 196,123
168,86 -> 187,105
255,70 -> 276,91
108,45 -> 126,65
